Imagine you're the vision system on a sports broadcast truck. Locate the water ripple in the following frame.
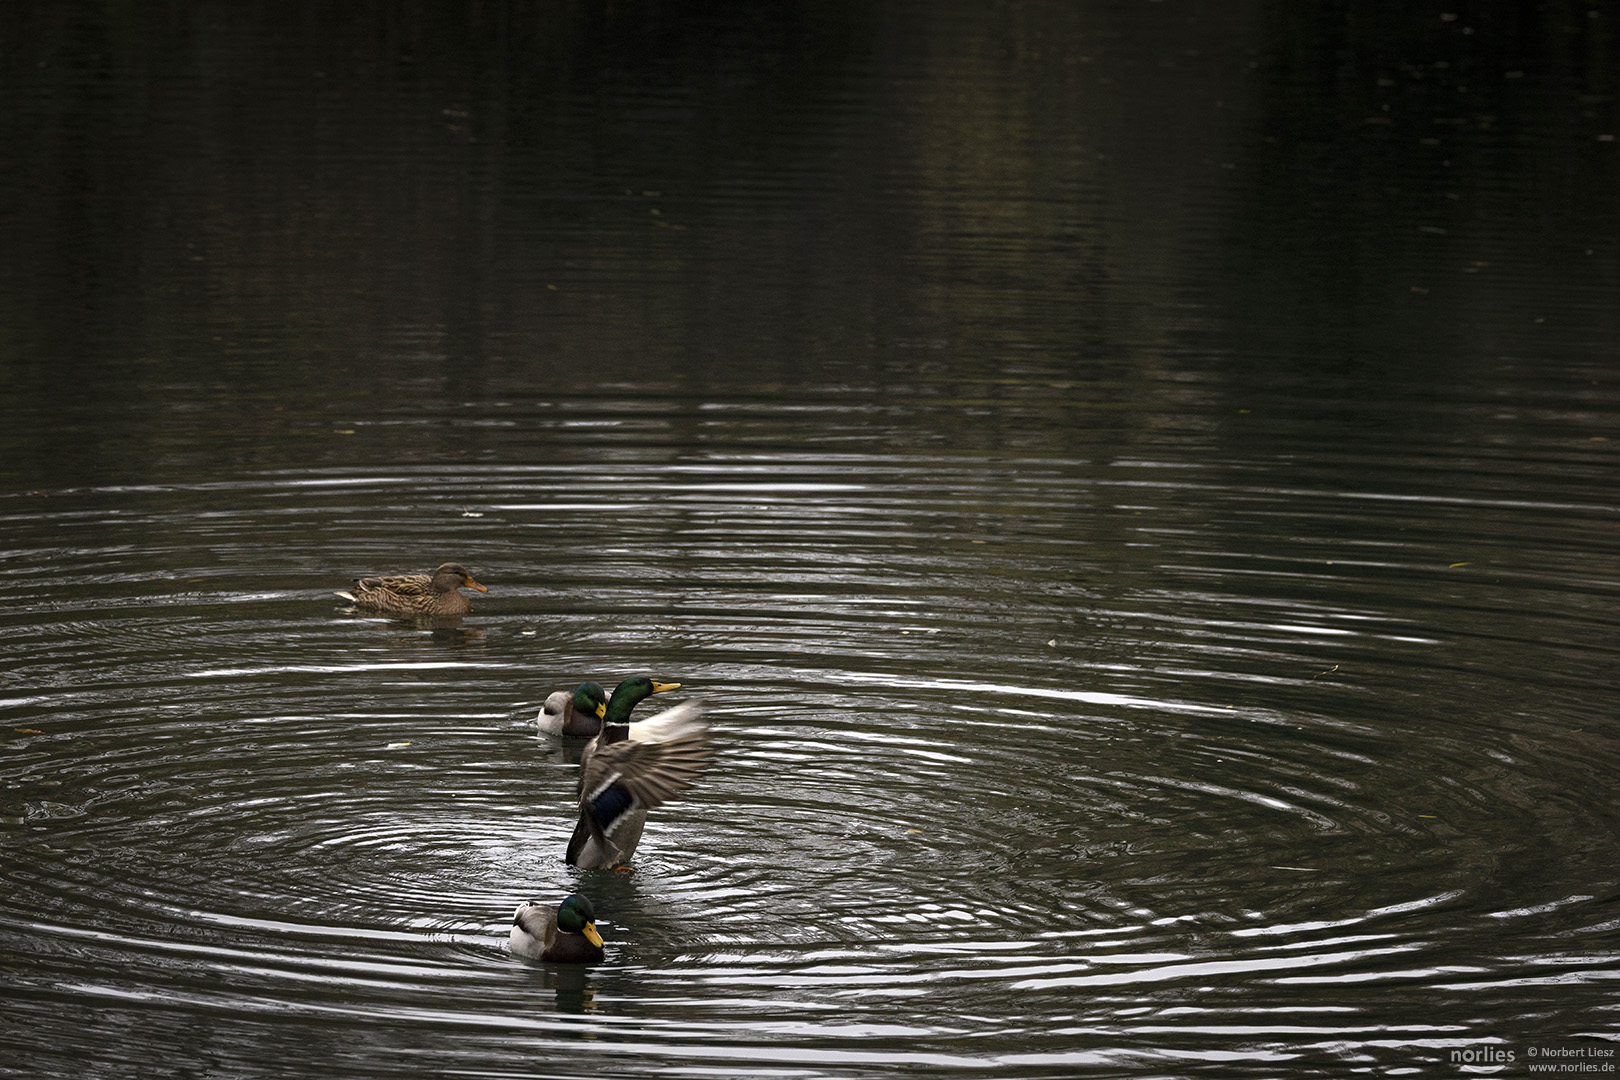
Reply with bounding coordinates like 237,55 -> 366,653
2,445 -> 1617,1078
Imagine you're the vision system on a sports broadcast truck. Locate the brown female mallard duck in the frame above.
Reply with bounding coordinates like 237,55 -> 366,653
566,676 -> 714,869
335,562 -> 488,616
509,893 -> 604,963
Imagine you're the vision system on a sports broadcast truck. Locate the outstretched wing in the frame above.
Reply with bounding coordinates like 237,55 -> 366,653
578,700 -> 713,838
626,699 -> 711,746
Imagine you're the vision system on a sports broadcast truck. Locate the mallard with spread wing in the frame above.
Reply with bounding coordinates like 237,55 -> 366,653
565,676 -> 713,869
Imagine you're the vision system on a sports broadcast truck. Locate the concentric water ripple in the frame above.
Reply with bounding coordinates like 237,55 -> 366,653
5,2 -> 1620,1072
4,432 -> 1616,1076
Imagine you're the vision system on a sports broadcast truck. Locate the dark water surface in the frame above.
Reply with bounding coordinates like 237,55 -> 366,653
3,4 -> 1618,1077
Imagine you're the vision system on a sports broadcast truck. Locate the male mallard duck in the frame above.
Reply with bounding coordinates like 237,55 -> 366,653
578,676 -> 683,752
509,893 -> 604,963
566,677 -> 713,869
535,682 -> 609,737
335,562 -> 488,616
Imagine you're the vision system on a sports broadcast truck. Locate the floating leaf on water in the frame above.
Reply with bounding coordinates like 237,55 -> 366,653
386,741 -> 412,749
13,728 -> 44,735
1449,562 -> 1470,568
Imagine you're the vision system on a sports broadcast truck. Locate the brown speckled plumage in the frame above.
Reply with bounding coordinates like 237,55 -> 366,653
335,562 -> 487,616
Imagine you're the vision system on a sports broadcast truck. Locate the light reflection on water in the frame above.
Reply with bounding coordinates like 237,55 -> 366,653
3,438 -> 1616,1075
3,1 -> 1620,1076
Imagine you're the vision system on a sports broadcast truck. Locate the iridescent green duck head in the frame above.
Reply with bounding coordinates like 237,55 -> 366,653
554,894 -> 603,946
603,675 -> 682,724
